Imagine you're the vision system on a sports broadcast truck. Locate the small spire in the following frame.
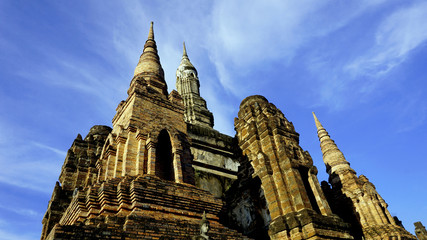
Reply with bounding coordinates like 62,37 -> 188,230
148,21 -> 154,40
183,42 -> 188,57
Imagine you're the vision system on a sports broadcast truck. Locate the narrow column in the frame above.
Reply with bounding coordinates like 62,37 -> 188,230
146,139 -> 156,175
135,131 -> 147,175
308,170 -> 333,216
105,150 -> 116,180
173,149 -> 183,183
122,129 -> 137,176
114,136 -> 126,177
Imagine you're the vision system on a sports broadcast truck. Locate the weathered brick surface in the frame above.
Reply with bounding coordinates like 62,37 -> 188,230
46,176 -> 248,240
59,175 -> 223,225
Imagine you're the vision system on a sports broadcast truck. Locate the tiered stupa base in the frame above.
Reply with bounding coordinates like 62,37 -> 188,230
45,175 -> 249,240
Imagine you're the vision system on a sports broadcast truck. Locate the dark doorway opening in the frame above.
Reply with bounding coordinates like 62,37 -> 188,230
155,130 -> 174,181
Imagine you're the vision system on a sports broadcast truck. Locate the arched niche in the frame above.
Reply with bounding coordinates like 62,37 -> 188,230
155,129 -> 175,181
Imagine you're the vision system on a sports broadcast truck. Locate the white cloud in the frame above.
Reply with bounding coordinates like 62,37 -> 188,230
346,2 -> 427,77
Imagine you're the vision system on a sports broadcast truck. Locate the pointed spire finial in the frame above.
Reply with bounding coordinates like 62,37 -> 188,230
313,112 -> 354,175
177,41 -> 196,71
312,112 -> 323,130
148,21 -> 154,40
183,42 -> 188,57
132,21 -> 167,96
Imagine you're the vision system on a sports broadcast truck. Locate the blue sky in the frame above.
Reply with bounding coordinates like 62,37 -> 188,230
1,1 -> 426,239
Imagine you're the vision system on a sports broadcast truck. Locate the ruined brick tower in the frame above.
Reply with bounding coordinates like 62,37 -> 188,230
41,22 -> 417,240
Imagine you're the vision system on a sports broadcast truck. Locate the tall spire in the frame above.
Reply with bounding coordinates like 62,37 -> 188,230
133,22 -> 167,95
312,112 -> 352,175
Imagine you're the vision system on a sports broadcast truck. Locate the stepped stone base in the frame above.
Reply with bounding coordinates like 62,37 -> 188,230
47,210 -> 248,240
46,175 -> 249,240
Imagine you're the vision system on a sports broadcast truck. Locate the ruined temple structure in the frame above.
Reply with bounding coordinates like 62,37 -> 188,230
41,22 -> 417,240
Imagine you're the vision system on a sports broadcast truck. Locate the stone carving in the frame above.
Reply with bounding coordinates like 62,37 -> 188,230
193,211 -> 210,240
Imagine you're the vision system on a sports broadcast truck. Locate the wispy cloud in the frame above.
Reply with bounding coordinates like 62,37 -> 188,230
298,1 -> 427,110
0,204 -> 40,217
205,0 -> 387,96
0,157 -> 60,194
0,126 -> 62,194
16,45 -> 125,109
394,92 -> 427,133
1,3 -> 142,110
31,141 -> 67,157
346,2 -> 427,78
